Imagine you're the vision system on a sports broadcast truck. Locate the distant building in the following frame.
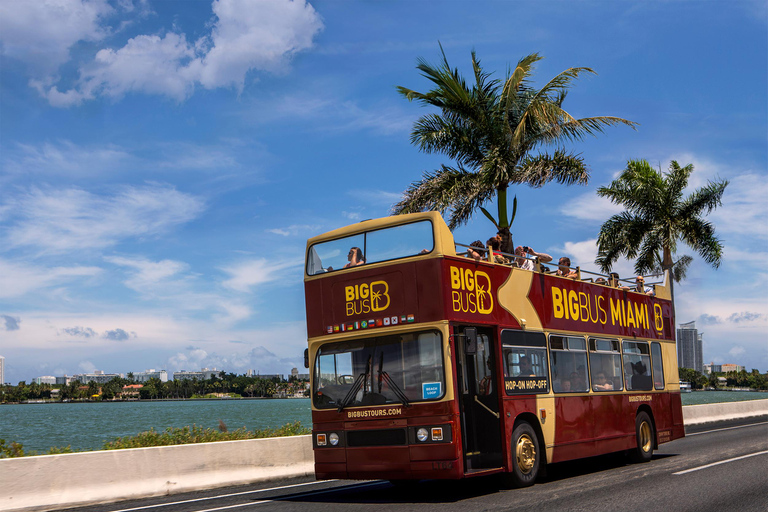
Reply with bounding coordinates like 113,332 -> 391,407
133,369 -> 168,383
721,363 -> 745,373
677,321 -> 703,373
703,362 -> 722,374
55,375 -> 72,385
173,368 -> 220,381
72,370 -> 124,384
0,355 -> 4,385
120,384 -> 143,399
34,376 -> 56,385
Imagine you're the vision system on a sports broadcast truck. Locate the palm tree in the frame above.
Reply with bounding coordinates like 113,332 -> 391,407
595,159 -> 728,299
393,46 -> 636,252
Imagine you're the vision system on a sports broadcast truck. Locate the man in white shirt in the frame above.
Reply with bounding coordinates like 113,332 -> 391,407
513,245 -> 553,270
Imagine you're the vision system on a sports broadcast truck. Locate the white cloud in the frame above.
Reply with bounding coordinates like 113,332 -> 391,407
105,256 -> 189,293
220,258 -> 298,292
709,173 -> 768,241
4,140 -> 131,178
2,184 -> 204,253
0,0 -> 112,74
265,224 -> 319,237
25,0 -> 324,106
193,0 -> 324,90
559,193 -> 624,224
0,258 -> 102,299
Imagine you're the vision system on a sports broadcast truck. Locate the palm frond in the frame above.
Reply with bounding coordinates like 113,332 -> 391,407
516,151 -> 589,188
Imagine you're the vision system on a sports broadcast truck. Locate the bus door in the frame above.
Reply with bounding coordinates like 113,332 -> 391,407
457,325 -> 503,472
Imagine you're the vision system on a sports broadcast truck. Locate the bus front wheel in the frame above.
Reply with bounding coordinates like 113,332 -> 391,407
630,411 -> 654,463
504,422 -> 540,488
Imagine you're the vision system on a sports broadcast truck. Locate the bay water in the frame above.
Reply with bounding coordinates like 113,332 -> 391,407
0,398 -> 311,453
1,392 -> 765,454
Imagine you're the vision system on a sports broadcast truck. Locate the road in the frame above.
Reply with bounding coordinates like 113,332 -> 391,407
67,416 -> 768,512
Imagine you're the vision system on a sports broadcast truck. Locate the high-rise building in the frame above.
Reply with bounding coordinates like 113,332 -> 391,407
721,363 -> 745,373
0,355 -> 5,385
132,369 -> 168,383
677,321 -> 703,373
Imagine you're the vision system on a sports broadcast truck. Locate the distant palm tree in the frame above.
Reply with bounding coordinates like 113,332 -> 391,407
595,159 -> 728,298
393,46 -> 636,252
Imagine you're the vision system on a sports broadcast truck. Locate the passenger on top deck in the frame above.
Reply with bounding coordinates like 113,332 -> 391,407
555,257 -> 578,278
513,246 -> 553,271
467,240 -> 485,261
344,247 -> 366,268
486,236 -> 510,264
633,276 -> 654,295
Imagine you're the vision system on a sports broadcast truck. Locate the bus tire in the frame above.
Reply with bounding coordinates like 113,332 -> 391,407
505,422 -> 540,488
630,411 -> 654,463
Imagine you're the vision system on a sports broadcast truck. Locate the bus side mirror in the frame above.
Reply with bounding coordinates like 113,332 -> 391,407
464,328 -> 478,355
304,348 -> 309,369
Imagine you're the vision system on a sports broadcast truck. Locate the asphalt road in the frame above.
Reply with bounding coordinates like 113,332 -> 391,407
67,416 -> 768,512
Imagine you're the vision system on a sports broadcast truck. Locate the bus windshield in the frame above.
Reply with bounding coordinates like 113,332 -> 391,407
306,220 -> 434,275
313,330 -> 444,409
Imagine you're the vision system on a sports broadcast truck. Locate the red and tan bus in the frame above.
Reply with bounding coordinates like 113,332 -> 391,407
303,212 -> 684,487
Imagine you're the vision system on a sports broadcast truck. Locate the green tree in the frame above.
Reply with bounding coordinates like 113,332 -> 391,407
595,160 -> 728,300
393,46 -> 635,251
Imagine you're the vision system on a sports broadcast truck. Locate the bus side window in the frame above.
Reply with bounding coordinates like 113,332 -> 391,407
651,342 -> 665,390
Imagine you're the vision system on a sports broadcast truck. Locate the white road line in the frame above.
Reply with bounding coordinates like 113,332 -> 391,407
673,450 -> 768,475
106,480 -> 337,512
686,420 -> 768,436
189,482 -> 386,512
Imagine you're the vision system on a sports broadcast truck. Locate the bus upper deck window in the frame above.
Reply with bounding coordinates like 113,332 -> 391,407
306,220 -> 434,276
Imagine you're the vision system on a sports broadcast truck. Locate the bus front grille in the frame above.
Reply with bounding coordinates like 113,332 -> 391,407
346,428 -> 407,447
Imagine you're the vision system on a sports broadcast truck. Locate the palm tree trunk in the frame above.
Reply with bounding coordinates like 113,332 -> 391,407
497,185 -> 514,254
663,245 -> 677,330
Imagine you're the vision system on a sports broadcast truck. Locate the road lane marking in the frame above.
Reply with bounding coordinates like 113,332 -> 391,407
673,450 -> 768,475
106,480 -> 337,512
189,482 -> 386,512
686,420 -> 768,436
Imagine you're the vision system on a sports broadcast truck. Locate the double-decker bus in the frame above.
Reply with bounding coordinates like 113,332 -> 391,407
303,212 -> 684,487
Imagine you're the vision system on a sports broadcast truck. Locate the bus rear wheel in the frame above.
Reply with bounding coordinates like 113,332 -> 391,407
503,422 -> 540,488
630,411 -> 654,463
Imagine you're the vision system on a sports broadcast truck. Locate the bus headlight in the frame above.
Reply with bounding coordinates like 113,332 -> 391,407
316,433 -> 327,446
416,428 -> 429,442
329,433 -> 339,446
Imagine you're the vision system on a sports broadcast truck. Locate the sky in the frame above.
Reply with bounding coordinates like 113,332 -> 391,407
0,0 -> 766,384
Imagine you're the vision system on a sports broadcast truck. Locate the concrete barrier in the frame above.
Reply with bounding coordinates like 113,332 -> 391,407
682,398 -> 768,425
2,399 -> 768,512
0,434 -> 313,512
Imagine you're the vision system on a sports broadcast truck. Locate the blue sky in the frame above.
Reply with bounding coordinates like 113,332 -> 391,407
0,0 -> 766,384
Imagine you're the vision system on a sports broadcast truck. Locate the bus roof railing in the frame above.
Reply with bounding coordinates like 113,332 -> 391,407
453,240 -> 669,297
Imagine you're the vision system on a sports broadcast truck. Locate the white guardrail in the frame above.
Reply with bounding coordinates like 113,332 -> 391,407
2,399 -> 767,512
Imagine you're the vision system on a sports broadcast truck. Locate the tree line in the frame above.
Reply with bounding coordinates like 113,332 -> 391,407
678,367 -> 768,391
0,372 -> 309,403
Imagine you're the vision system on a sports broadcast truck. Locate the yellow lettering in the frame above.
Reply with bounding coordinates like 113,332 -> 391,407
464,268 -> 475,291
568,290 -> 579,321
634,303 -> 646,330
346,302 -> 354,316
598,296 -> 607,324
552,288 -> 564,318
359,283 -> 369,299
626,300 -> 635,328
345,286 -> 355,302
451,267 -> 461,289
579,292 -> 589,323
611,298 -> 623,326
452,291 -> 461,312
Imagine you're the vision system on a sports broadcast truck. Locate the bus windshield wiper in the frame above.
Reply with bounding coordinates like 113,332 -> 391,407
337,356 -> 371,413
377,353 -> 411,408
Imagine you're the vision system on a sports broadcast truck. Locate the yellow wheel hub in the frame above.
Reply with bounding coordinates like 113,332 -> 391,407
639,421 -> 652,453
516,434 -> 536,474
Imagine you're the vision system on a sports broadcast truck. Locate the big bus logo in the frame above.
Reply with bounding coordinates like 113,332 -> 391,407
653,303 -> 664,333
345,281 -> 390,316
450,266 -> 493,315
